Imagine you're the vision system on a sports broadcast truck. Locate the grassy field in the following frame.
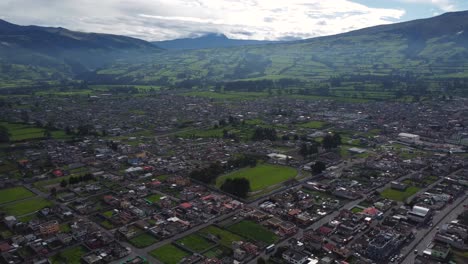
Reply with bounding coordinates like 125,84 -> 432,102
298,121 -> 326,129
380,186 -> 421,202
184,91 -> 268,100
0,122 -> 70,142
129,233 -> 159,248
198,226 -> 245,247
50,246 -> 88,264
150,244 -> 190,264
227,220 -> 278,244
0,187 -> 35,204
0,198 -> 52,216
145,194 -> 163,204
216,164 -> 297,192
177,234 -> 215,252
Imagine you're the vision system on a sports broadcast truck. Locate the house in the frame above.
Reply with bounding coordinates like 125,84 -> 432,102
38,220 -> 60,236
407,206 -> 431,223
282,249 -> 309,264
391,181 -> 408,191
423,243 -> 451,260
398,133 -> 420,144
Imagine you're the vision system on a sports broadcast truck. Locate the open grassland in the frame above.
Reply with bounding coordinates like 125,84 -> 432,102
227,220 -> 278,244
198,226 -> 245,247
50,246 -> 88,264
129,233 -> 159,248
216,164 -> 297,192
150,244 -> 190,264
0,197 -> 52,216
0,122 -> 71,142
0,186 -> 35,204
380,186 -> 421,202
176,234 -> 215,252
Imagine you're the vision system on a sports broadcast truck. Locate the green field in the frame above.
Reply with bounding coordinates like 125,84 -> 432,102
380,186 -> 421,202
184,91 -> 268,100
177,234 -> 215,253
145,194 -> 163,203
227,220 -> 278,244
0,187 -> 35,204
50,246 -> 88,264
0,198 -> 52,216
298,121 -> 326,129
216,164 -> 297,192
149,244 -> 190,264
129,233 -> 159,248
0,122 -> 70,142
198,226 -> 245,247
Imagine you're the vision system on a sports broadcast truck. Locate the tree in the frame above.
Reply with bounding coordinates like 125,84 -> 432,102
257,257 -> 266,264
60,179 -> 68,188
50,187 -> 57,197
220,178 -> 250,198
43,129 -> 52,139
312,161 -> 326,174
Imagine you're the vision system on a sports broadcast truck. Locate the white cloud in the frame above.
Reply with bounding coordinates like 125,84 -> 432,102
397,0 -> 456,11
0,0 -> 406,41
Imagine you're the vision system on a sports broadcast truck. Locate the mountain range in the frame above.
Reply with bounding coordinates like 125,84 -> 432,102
1,11 -> 468,88
152,33 -> 278,50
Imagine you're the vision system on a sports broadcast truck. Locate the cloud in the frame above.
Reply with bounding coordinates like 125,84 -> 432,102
0,0 -> 406,41
397,0 -> 456,11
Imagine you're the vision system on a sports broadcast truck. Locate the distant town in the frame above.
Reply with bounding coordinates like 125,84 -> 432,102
0,90 -> 466,264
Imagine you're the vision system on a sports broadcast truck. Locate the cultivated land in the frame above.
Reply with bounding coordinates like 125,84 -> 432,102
149,244 -> 190,264
216,164 -> 297,192
227,220 -> 278,244
0,186 -> 35,204
0,198 -> 52,216
380,186 -> 421,202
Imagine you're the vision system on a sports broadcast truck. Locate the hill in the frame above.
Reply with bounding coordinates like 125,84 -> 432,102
2,11 -> 468,97
152,33 -> 278,50
88,11 -> 468,96
0,19 -> 161,86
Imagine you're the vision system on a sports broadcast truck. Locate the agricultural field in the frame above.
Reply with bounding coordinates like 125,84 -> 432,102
227,220 -> 278,244
0,197 -> 52,216
216,164 -> 297,192
176,234 -> 215,252
0,186 -> 35,204
149,244 -> 190,264
380,186 -> 421,202
49,246 -> 88,264
129,233 -> 159,248
198,226 -> 245,247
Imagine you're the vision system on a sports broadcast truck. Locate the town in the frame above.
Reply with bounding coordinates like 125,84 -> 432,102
0,90 -> 467,264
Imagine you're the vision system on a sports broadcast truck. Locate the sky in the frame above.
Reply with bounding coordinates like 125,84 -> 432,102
0,0 -> 468,41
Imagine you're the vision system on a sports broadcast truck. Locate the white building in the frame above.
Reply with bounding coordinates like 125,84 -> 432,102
398,133 -> 420,144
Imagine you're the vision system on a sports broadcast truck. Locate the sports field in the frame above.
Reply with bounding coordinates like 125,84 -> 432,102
216,164 -> 297,192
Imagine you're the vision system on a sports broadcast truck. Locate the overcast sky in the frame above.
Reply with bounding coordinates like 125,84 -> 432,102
1,0 -> 467,41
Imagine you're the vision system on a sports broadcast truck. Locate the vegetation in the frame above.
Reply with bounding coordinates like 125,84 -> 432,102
198,226 -> 245,247
220,178 -> 250,198
129,233 -> 159,248
380,186 -> 421,202
0,198 -> 52,216
0,187 -> 35,204
216,164 -> 297,192
227,220 -> 278,244
145,194 -> 163,203
177,234 -> 215,252
50,246 -> 88,264
149,244 -> 190,264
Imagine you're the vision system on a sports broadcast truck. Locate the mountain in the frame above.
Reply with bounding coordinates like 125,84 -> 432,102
2,11 -> 468,93
0,19 -> 161,86
152,33 -> 278,50
90,11 -> 468,93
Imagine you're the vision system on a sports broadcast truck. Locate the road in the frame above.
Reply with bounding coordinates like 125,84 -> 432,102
400,194 -> 468,264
